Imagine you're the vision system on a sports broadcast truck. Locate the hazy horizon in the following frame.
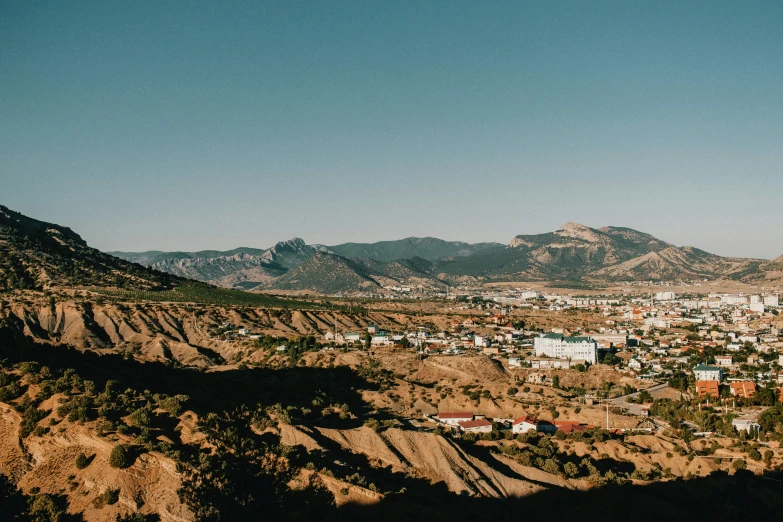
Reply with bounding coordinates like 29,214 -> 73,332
3,2 -> 782,258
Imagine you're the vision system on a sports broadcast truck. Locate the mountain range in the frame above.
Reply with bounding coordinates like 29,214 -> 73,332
3,204 -> 781,294
111,220 -> 783,294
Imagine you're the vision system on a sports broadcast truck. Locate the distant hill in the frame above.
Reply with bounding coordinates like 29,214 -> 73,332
260,252 -> 445,294
111,238 -> 327,289
0,205 -> 176,291
112,236 -> 494,291
437,223 -> 767,283
11,202 -> 778,294
329,237 -> 501,262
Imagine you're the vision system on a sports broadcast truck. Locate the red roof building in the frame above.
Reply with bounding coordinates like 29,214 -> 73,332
437,412 -> 474,425
695,380 -> 720,398
729,381 -> 756,399
554,420 -> 594,434
458,418 -> 493,433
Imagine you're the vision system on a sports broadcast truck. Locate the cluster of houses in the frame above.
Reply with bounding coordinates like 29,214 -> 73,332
431,411 -> 594,435
692,357 -> 783,402
318,291 -> 780,372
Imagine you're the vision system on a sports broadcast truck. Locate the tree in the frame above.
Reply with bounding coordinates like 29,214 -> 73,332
177,406 -> 334,521
552,375 -> 560,389
109,445 -> 130,469
75,453 -> 91,470
27,493 -> 71,522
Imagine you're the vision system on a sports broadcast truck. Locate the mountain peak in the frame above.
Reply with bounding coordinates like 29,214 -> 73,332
555,222 -> 602,242
272,237 -> 307,251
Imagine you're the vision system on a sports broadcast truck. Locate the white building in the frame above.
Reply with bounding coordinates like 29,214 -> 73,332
693,364 -> 723,382
732,419 -> 761,435
458,418 -> 493,433
534,334 -> 597,364
655,292 -> 676,301
436,412 -> 474,426
628,357 -> 644,371
715,355 -> 733,367
512,417 -> 557,435
527,356 -> 573,369
644,317 -> 671,329
763,295 -> 779,307
344,332 -> 362,343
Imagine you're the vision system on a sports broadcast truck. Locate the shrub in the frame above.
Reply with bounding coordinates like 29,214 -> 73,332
93,487 -> 120,508
109,445 -> 130,469
732,459 -> 747,471
75,452 -> 91,469
28,494 -> 69,521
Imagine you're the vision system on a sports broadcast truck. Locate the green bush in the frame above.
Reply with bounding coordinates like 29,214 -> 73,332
75,452 -> 91,470
109,445 -> 130,469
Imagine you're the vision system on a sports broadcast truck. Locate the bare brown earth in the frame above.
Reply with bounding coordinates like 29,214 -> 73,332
0,401 -> 190,522
3,291 -> 783,521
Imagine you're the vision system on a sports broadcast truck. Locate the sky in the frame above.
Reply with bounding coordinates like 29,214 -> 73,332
1,1 -> 782,258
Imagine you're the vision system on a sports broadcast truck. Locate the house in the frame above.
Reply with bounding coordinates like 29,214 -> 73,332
508,357 -> 522,368
371,334 -> 392,346
732,419 -> 761,434
627,356 -> 644,371
483,346 -> 500,356
527,356 -> 571,369
695,380 -> 720,399
747,354 -> 760,365
436,412 -> 474,426
424,345 -> 440,355
458,418 -> 493,433
527,373 -> 546,384
512,416 -> 557,435
590,333 -> 628,349
729,381 -> 757,399
715,355 -> 733,366
693,364 -> 723,382
554,421 -> 594,434
344,332 -> 363,343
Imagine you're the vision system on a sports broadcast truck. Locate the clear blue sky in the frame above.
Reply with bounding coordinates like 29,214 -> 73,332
2,1 -> 782,258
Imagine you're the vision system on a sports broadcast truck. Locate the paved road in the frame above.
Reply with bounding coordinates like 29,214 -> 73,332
605,383 -> 670,416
